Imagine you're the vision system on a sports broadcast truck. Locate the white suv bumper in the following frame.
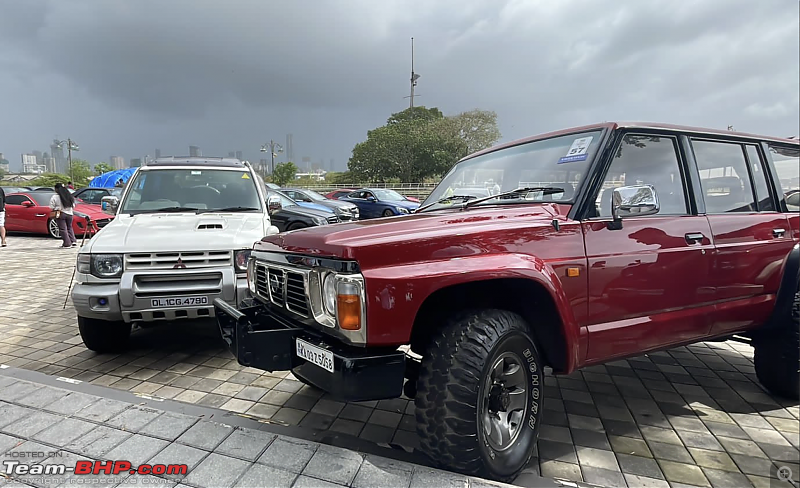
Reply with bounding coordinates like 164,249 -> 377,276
72,267 -> 250,323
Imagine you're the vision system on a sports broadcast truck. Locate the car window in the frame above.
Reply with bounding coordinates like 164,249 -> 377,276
593,135 -> 688,218
767,143 -> 800,208
692,140 -> 756,214
5,195 -> 30,205
372,189 -> 404,201
744,145 -> 776,212
120,169 -> 263,214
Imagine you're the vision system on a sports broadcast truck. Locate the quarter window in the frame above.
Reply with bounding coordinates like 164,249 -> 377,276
5,195 -> 30,205
594,135 -> 688,218
693,140 -> 756,214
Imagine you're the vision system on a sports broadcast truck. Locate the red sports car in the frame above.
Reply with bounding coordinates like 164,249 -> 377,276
3,190 -> 113,240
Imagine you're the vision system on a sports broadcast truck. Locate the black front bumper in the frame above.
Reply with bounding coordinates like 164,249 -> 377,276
213,298 -> 405,402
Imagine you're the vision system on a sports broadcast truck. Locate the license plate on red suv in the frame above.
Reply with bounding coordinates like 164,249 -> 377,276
295,339 -> 334,373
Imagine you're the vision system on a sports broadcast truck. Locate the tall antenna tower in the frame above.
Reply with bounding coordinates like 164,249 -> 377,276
286,134 -> 294,161
408,37 -> 420,108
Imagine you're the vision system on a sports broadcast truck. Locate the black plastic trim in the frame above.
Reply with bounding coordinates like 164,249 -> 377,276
761,243 -> 800,334
251,250 -> 360,273
679,135 -> 705,215
215,298 -> 405,402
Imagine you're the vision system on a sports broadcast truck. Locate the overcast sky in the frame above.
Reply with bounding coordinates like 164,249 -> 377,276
0,0 -> 798,173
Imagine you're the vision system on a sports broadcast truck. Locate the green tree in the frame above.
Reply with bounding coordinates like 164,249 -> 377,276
272,162 -> 298,187
29,173 -> 71,188
347,106 -> 500,183
94,162 -> 115,175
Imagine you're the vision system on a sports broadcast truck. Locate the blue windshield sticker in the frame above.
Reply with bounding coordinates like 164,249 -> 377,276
559,154 -> 588,163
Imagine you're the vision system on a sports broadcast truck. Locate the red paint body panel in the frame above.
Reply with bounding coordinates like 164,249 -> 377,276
582,216 -> 716,362
4,192 -> 109,237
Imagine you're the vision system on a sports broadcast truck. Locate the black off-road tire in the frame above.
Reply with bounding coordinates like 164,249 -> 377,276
414,309 -> 544,482
78,316 -> 132,353
754,289 -> 800,400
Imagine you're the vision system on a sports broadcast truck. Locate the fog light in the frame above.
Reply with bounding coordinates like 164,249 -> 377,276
98,297 -> 108,306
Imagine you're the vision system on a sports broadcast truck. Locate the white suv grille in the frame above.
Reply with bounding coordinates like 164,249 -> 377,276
125,251 -> 232,270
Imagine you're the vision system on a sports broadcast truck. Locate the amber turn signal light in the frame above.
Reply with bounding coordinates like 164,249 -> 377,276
567,267 -> 580,277
337,294 -> 361,330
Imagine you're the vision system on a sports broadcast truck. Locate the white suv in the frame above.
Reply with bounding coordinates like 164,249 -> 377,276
72,157 -> 279,352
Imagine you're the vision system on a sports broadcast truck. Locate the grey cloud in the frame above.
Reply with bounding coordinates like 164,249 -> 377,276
0,0 -> 797,168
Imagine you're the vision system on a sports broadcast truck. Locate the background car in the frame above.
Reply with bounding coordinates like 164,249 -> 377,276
0,186 -> 32,194
265,182 -> 282,190
339,188 -> 420,218
324,188 -> 357,200
73,187 -> 122,205
282,188 -> 360,221
785,189 -> 799,211
3,190 -> 112,239
265,189 -> 340,232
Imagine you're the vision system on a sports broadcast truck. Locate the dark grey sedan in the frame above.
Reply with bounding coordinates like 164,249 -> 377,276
282,188 -> 360,221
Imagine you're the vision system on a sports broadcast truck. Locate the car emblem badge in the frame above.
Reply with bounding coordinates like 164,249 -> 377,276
269,272 -> 281,293
173,258 -> 187,269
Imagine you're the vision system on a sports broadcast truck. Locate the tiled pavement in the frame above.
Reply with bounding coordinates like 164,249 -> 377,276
0,369 -> 563,488
1,235 -> 799,488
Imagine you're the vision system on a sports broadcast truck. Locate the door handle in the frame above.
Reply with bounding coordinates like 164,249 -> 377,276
685,232 -> 705,244
35,213 -> 46,217
773,228 -> 786,238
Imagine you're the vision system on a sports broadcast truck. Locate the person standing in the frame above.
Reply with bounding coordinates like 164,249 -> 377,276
50,183 -> 77,248
0,186 -> 6,247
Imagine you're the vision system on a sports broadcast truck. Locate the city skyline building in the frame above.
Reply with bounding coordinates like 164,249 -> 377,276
189,146 -> 201,157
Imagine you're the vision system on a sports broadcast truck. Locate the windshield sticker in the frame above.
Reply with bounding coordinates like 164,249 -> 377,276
191,171 -> 202,175
559,136 -> 593,163
241,173 -> 250,179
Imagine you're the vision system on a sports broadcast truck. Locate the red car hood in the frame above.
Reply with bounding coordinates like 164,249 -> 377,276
74,202 -> 111,220
254,203 -> 573,268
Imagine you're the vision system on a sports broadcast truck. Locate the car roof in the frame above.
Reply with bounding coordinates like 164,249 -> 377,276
144,157 -> 246,168
463,121 -> 800,162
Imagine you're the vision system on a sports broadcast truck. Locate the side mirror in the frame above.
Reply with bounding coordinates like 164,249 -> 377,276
21,201 -> 34,207
265,225 -> 280,236
366,196 -> 376,202
267,196 -> 282,213
610,184 -> 659,228
101,195 -> 119,215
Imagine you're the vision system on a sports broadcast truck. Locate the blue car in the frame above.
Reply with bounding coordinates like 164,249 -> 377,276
339,188 -> 420,219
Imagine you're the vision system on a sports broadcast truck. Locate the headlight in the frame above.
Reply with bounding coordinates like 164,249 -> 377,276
77,254 -> 91,274
322,273 -> 337,315
313,217 -> 327,226
235,249 -> 251,272
92,254 -> 123,278
397,207 -> 409,214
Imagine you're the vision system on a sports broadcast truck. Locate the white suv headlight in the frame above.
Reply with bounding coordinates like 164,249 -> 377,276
92,254 -> 123,278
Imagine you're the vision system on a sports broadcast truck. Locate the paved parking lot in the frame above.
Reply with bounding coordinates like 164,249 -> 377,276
1,235 -> 798,488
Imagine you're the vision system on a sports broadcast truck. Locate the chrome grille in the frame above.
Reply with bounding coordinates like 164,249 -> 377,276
125,251 -> 232,270
133,272 -> 222,297
254,263 -> 309,318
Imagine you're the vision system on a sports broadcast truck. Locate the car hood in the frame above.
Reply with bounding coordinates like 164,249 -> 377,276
388,199 -> 420,210
282,205 -> 333,219
74,203 -> 110,219
85,212 -> 270,253
296,202 -> 334,214
254,203 -> 573,267
315,200 -> 357,211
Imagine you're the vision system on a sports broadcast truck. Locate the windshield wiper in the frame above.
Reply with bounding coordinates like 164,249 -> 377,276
199,206 -> 260,213
462,187 -> 566,209
415,195 -> 478,213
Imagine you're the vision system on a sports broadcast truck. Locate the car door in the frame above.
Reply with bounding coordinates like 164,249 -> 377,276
690,139 -> 794,336
582,133 -> 716,362
362,191 -> 380,218
6,194 -> 40,232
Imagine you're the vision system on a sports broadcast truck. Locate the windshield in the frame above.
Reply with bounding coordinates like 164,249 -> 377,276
304,190 -> 326,201
120,168 -> 263,214
373,189 -> 406,201
420,130 -> 604,211
265,189 -> 298,208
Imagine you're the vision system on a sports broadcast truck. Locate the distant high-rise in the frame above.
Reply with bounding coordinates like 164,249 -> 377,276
235,151 -> 243,160
21,154 -> 43,174
43,152 -> 56,173
228,152 -> 235,158
110,156 -> 125,170
286,134 -> 294,161
155,149 -> 161,159
50,140 -> 66,173
130,158 -> 142,168
329,159 -> 335,171
32,151 -> 43,164
189,146 -> 201,157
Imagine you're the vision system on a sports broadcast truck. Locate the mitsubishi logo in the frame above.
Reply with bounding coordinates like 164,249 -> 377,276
173,258 -> 187,269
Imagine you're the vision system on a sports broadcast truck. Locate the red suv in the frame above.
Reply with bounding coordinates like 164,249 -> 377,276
215,122 -> 799,482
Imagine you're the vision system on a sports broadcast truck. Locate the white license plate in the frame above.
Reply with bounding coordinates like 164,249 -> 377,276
295,339 -> 334,373
150,296 -> 209,308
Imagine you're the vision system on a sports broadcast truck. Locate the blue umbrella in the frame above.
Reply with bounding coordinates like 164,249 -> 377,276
89,168 -> 137,188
